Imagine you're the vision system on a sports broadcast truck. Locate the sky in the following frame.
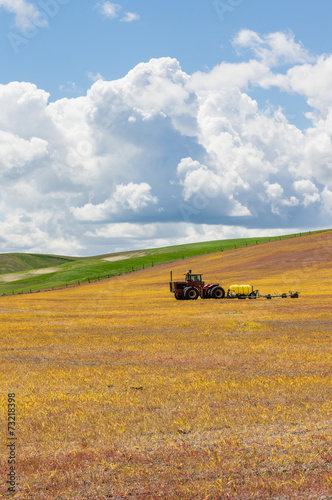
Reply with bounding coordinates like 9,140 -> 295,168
0,0 -> 332,256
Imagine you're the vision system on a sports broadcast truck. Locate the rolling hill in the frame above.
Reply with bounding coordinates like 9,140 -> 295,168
0,229 -> 330,295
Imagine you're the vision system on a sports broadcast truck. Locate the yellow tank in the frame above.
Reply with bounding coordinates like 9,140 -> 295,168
229,284 -> 252,296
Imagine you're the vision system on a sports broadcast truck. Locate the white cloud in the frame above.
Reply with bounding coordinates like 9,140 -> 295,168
0,212 -> 82,254
285,55 -> 332,111
177,157 -> 201,176
321,187 -> 332,212
0,131 -> 47,169
0,0 -> 46,29
59,81 -> 83,94
87,222 -> 158,239
121,12 -> 140,23
293,180 -> 321,206
71,182 -> 158,221
97,2 -> 140,23
87,72 -> 105,83
85,222 -> 301,250
97,1 -> 121,19
233,30 -> 314,67
0,31 -> 331,255
264,182 -> 284,200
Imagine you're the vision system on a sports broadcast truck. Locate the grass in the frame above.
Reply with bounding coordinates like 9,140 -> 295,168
0,230 -> 331,498
0,229 -> 330,295
0,253 -> 77,275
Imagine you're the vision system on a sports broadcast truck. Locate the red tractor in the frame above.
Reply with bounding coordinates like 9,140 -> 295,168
169,270 -> 225,300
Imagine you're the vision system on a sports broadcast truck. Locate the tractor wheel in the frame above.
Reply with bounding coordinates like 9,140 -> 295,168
183,286 -> 199,300
174,292 -> 183,300
248,291 -> 256,299
211,286 -> 225,299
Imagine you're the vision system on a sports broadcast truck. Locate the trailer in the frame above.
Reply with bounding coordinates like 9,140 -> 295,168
226,284 -> 299,299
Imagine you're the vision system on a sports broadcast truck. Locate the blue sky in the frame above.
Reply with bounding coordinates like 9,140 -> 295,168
2,0 -> 332,102
0,0 -> 332,255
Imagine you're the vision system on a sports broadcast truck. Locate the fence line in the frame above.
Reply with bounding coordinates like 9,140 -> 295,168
0,231 -> 320,297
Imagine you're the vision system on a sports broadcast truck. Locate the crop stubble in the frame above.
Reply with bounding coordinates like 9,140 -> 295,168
0,232 -> 331,499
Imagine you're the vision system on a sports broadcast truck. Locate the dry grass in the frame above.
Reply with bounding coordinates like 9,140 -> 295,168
0,232 -> 331,499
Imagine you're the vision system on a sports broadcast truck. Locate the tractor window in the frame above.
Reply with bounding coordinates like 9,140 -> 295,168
191,275 -> 201,282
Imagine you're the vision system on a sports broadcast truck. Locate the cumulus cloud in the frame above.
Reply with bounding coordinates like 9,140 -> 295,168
0,131 -> 47,169
321,187 -> 332,212
233,30 -> 314,67
71,182 -> 158,221
0,30 -> 331,255
293,179 -> 320,206
0,0 -> 44,29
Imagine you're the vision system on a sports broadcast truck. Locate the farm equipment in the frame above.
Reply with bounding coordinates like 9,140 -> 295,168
170,271 -> 299,300
226,285 -> 299,299
227,284 -> 257,299
169,270 -> 225,300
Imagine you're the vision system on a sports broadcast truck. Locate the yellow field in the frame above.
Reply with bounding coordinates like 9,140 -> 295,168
0,232 -> 331,499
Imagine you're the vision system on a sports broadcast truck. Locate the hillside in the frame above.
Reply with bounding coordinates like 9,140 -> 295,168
0,253 -> 78,275
0,229 -> 330,295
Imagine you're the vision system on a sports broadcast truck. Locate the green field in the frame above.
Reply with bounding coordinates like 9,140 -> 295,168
0,229 -> 329,295
0,253 -> 78,275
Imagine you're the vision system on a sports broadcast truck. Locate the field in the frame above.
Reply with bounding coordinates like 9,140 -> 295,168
0,230 -> 327,295
0,231 -> 331,499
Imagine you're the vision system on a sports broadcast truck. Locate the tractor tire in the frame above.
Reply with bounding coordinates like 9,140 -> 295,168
174,292 -> 183,300
183,286 -> 199,300
248,291 -> 257,299
210,286 -> 225,299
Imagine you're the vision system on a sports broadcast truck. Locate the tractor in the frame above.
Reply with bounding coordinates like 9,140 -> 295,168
169,270 -> 225,300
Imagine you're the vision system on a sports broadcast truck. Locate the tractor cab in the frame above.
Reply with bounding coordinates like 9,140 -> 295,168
185,271 -> 203,283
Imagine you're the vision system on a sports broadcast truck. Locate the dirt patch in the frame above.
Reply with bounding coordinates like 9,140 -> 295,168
103,256 -> 131,262
0,268 -> 58,283
103,252 -> 147,262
